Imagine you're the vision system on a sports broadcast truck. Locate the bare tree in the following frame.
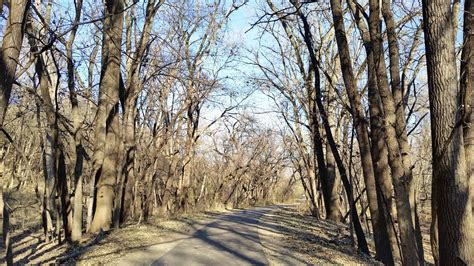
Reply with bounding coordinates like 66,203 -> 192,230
89,0 -> 124,233
0,1 -> 31,264
422,0 -> 474,264
328,0 -> 389,257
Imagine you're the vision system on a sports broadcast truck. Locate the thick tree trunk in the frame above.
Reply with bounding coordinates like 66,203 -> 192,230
422,0 -> 474,264
368,82 -> 399,264
114,103 -> 134,227
0,1 -> 30,262
71,172 -> 83,241
367,50 -> 398,265
38,61 -> 59,242
307,89 -> 334,220
90,113 -> 120,232
460,0 -> 473,217
89,0 -> 124,233
0,0 -> 30,124
58,150 -> 72,241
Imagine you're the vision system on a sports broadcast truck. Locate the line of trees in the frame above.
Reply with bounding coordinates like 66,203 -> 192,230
252,0 -> 472,264
0,1 -> 293,264
0,0 -> 472,265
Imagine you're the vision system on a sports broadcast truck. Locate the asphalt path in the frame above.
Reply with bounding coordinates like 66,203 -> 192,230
152,207 -> 274,266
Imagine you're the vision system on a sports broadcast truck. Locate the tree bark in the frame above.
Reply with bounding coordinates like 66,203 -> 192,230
422,0 -> 474,263
0,0 -> 30,124
460,0 -> 473,218
325,82 -> 343,222
368,0 -> 422,263
346,0 -> 399,261
0,1 -> 30,263
329,0 -> 385,257
64,0 -> 85,242
89,0 -> 124,233
380,0 -> 424,260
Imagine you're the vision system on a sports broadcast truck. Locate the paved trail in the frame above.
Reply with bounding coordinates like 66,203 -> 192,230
115,205 -> 373,265
152,207 -> 273,266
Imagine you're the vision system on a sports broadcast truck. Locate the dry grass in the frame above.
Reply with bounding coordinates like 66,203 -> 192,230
260,204 -> 436,265
259,204 -> 380,265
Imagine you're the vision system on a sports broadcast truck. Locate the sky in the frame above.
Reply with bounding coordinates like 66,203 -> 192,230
199,0 -> 284,131
0,0 -> 440,140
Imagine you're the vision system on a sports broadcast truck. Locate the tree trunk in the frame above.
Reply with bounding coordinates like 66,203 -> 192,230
326,93 -> 343,222
422,0 -> 474,263
368,1 -> 422,263
346,1 -> 400,261
329,0 -> 387,257
460,0 -> 473,217
71,171 -> 83,241
65,0 -> 85,242
114,101 -> 133,227
367,40 -> 398,265
0,0 -> 30,124
58,150 -> 72,241
0,1 -> 30,262
89,0 -> 124,233
380,0 -> 424,260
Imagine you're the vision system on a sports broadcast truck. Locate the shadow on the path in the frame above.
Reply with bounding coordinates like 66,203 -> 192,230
150,206 -> 316,265
5,205 -> 364,265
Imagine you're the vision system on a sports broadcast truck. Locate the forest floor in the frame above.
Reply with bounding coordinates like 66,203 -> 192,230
1,191 -> 432,265
259,205 -> 378,265
1,206 -> 230,264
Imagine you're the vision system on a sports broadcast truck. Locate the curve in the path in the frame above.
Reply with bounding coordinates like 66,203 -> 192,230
152,207 -> 274,266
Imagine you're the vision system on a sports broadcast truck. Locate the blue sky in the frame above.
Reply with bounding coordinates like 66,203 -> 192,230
199,0 -> 283,130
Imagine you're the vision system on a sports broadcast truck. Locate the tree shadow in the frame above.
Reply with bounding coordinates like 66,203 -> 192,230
3,205 -> 375,265
152,205 -> 328,265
